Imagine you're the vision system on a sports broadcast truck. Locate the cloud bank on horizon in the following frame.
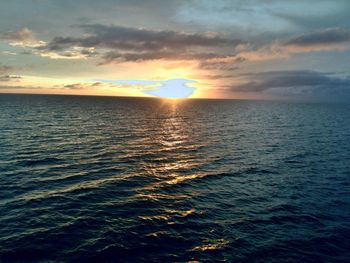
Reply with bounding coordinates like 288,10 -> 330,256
0,0 -> 350,101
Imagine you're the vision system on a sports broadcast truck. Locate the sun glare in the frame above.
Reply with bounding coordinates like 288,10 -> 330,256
97,78 -> 197,99
145,79 -> 197,99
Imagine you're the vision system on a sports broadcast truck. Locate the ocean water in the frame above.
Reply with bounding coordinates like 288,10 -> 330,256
0,94 -> 349,262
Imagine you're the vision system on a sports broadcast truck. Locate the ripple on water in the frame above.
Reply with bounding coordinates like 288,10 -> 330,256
0,95 -> 350,262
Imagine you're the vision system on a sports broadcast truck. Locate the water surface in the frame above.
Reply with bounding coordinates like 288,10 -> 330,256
0,94 -> 349,262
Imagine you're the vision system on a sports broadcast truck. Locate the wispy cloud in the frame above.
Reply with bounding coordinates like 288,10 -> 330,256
0,64 -> 15,74
0,28 -> 45,47
0,75 -> 22,82
0,64 -> 21,82
62,82 -> 103,90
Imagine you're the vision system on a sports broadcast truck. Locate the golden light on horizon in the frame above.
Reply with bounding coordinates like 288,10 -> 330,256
1,62 -> 219,99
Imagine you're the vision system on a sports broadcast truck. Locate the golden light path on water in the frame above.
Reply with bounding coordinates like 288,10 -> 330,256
130,99 -> 213,202
122,98 -> 231,252
0,94 -> 232,259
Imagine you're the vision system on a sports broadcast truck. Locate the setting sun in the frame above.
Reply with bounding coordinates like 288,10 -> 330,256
145,79 -> 197,98
97,78 -> 197,99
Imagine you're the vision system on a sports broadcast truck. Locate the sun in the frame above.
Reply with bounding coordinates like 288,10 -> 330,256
145,79 -> 197,99
96,76 -> 198,99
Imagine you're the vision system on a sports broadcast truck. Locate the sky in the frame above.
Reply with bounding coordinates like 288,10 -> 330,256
0,0 -> 350,101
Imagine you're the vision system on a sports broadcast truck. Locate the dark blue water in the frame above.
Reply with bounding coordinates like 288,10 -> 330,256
0,94 -> 349,262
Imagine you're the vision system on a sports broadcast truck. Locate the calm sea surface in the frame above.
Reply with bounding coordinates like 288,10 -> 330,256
0,94 -> 349,262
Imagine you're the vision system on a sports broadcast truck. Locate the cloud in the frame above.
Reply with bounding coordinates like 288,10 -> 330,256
0,75 -> 22,82
283,28 -> 350,51
231,28 -> 350,63
176,0 -> 350,40
0,65 -> 15,74
230,70 -> 350,95
271,2 -> 350,31
0,84 -> 41,90
37,24 -> 243,63
1,51 -> 17,55
1,28 -> 34,42
63,82 -> 103,90
39,47 -> 97,60
6,25 -> 349,70
0,28 -> 45,47
63,83 -> 86,90
100,51 -> 236,64
192,73 -> 236,80
46,24 -> 241,51
0,65 -> 21,82
198,57 -> 245,70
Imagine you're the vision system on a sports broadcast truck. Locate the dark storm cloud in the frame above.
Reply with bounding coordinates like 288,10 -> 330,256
284,28 -> 350,48
231,70 -> 350,92
38,24 -> 243,63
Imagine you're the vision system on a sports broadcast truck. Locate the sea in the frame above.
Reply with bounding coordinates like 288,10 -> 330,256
0,94 -> 349,262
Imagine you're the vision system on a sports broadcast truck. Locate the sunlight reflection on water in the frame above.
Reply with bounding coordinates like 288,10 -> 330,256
0,94 -> 349,262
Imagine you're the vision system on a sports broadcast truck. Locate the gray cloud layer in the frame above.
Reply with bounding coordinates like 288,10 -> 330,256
284,28 -> 350,48
231,71 -> 350,95
3,24 -> 349,69
39,24 -> 243,63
